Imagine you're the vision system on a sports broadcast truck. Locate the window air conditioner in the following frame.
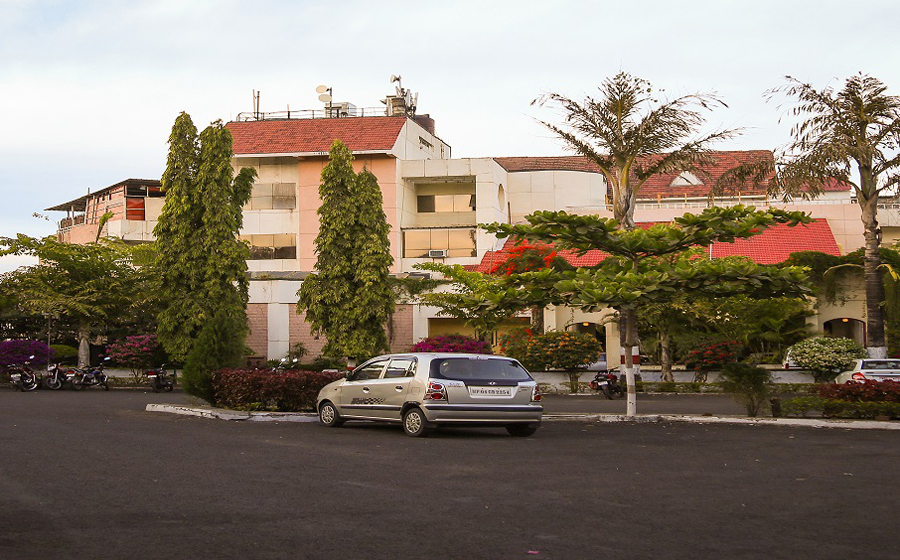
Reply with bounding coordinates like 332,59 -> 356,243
428,249 -> 449,258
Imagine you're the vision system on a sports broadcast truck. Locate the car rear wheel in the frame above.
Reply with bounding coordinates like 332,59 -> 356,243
506,424 -> 538,437
319,401 -> 344,427
402,407 -> 433,437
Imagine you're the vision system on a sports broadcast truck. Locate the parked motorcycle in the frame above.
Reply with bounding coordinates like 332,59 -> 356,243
589,370 -> 625,399
146,364 -> 176,392
9,356 -> 40,392
43,364 -> 75,390
71,357 -> 110,391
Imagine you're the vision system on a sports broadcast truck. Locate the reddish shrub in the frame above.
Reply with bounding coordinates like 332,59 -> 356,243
409,334 -> 492,354
212,369 -> 344,412
818,380 -> 900,403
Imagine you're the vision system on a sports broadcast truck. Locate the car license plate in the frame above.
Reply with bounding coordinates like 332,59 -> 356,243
468,386 -> 513,397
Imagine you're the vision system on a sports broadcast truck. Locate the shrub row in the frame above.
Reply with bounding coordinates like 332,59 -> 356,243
212,369 -> 344,412
817,380 -> 900,402
781,396 -> 900,420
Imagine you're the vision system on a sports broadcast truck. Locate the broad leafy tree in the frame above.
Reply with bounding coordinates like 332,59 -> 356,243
0,235 -> 154,366
768,74 -> 900,358
154,113 -> 256,362
297,141 -> 394,363
483,205 -> 812,415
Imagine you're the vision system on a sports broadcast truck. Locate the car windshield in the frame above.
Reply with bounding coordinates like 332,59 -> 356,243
430,357 -> 532,381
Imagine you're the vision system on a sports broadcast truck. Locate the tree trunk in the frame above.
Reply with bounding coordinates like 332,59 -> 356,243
621,309 -> 638,416
860,193 -> 887,358
660,330 -> 674,383
531,305 -> 544,335
612,176 -> 636,230
77,325 -> 90,368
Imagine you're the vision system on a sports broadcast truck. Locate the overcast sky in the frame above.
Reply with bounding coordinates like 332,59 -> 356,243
2,0 -> 898,271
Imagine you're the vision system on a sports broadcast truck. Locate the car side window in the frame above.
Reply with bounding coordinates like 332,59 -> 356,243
352,360 -> 388,380
385,358 -> 416,379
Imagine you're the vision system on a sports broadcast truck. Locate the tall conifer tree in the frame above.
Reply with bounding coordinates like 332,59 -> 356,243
154,113 -> 256,362
298,141 -> 394,362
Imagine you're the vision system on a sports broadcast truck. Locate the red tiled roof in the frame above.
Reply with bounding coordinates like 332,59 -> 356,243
492,151 -> 851,199
473,219 -> 839,272
225,116 -> 408,155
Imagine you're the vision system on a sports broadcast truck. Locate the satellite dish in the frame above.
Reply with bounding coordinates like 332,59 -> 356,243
315,85 -> 329,94
390,75 -> 401,83
318,93 -> 333,102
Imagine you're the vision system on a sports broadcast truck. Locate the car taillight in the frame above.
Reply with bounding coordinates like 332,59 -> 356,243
852,372 -> 867,381
531,385 -> 542,402
426,382 -> 446,401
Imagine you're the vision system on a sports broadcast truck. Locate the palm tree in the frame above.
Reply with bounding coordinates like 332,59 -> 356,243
533,71 -> 738,229
770,74 -> 900,358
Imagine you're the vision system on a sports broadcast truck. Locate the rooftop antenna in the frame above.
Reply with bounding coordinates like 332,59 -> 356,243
388,74 -> 416,115
316,84 -> 333,117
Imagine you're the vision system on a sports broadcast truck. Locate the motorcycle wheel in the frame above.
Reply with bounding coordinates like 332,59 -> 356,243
151,380 -> 163,393
72,381 -> 85,391
101,381 -> 109,391
22,376 -> 40,392
600,385 -> 614,400
43,376 -> 62,390
613,386 -> 625,398
163,380 -> 174,392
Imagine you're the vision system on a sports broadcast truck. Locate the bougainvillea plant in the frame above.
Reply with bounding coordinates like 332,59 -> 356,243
409,334 -> 493,354
0,340 -> 52,371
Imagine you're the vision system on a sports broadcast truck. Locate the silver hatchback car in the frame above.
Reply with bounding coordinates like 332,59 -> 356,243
316,353 -> 543,437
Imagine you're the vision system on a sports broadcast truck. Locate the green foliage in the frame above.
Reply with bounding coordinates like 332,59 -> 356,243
212,369 -> 345,412
182,308 -> 247,405
788,336 -> 866,382
719,362 -> 776,417
154,113 -> 255,362
49,344 -> 78,365
415,262 -> 528,340
0,235 -> 157,363
297,141 -> 394,361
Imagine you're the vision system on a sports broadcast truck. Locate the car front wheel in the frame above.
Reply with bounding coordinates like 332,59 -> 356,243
319,401 -> 344,427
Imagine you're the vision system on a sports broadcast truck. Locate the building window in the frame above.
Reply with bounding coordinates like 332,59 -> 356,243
416,194 -> 476,213
245,183 -> 296,210
125,198 -> 145,220
240,234 -> 297,260
403,228 -> 476,258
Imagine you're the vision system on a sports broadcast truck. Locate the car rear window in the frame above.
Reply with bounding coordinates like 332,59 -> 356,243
430,357 -> 532,381
861,360 -> 900,370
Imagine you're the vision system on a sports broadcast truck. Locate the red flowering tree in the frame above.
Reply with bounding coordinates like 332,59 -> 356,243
684,339 -> 742,381
107,334 -> 163,380
489,242 -> 572,333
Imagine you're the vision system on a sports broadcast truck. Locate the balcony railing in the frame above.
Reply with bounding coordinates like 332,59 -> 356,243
234,107 -> 389,122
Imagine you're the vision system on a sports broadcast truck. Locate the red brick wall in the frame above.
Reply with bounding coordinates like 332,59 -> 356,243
389,304 -> 414,353
289,308 -> 328,358
246,304 -> 268,360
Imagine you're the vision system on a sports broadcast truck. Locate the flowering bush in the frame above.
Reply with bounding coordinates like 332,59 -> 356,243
409,334 -> 492,354
684,340 -> 742,372
499,329 -> 602,371
788,336 -> 866,382
0,340 -> 52,371
212,368 -> 345,412
107,334 -> 164,379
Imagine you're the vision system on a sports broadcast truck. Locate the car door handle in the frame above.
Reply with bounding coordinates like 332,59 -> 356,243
362,387 -> 370,393
395,385 -> 404,391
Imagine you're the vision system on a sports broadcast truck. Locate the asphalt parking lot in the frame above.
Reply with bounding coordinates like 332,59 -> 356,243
2,389 -> 899,559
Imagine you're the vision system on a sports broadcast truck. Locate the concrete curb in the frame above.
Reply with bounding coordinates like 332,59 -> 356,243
145,404 -> 318,422
543,413 -> 900,430
147,404 -> 900,430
